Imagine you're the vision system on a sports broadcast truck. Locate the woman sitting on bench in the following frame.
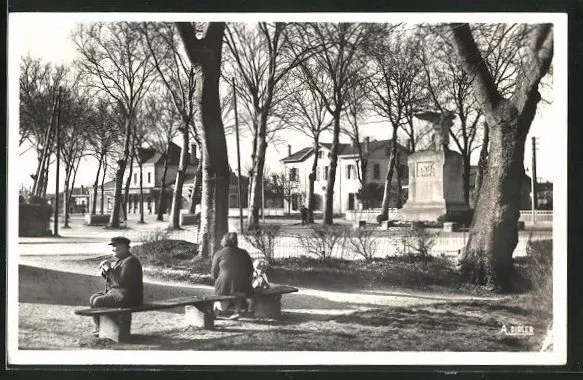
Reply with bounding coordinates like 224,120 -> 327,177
211,232 -> 253,320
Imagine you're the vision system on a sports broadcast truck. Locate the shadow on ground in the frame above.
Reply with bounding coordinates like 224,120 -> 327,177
17,265 -> 546,351
19,264 -> 369,313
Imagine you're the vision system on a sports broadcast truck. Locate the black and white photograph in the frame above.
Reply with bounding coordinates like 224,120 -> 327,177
6,12 -> 567,366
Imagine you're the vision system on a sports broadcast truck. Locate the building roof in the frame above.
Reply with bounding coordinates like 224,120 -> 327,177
282,139 -> 410,163
281,147 -> 313,163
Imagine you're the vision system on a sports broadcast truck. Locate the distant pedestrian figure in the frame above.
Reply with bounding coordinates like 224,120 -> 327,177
211,232 -> 254,320
147,203 -> 152,215
300,205 -> 308,225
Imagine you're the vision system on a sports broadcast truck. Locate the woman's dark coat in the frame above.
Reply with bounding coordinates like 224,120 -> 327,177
211,246 -> 254,296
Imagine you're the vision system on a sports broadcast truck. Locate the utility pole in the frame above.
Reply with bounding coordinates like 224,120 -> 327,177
531,136 -> 538,224
233,78 -> 244,232
53,88 -> 62,236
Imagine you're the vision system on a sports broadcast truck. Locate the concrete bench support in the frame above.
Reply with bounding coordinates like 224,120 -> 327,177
254,294 -> 282,319
99,313 -> 131,343
184,304 -> 214,329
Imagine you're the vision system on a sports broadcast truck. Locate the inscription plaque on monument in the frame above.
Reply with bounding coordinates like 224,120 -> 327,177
416,161 -> 435,177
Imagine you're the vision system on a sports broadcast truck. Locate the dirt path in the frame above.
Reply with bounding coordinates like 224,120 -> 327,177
15,254 -> 517,352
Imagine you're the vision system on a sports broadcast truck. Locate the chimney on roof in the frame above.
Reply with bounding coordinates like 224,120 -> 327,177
288,144 -> 292,157
364,137 -> 370,155
405,138 -> 411,151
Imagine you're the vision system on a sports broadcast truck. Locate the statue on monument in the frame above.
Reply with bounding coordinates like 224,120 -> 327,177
414,110 -> 456,151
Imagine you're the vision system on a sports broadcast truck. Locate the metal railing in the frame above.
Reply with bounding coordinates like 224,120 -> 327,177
146,228 -> 551,261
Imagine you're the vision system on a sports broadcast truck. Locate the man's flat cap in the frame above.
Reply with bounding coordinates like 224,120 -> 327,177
108,236 -> 131,246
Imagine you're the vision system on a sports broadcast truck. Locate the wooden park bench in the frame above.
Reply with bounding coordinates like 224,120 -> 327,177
74,285 -> 298,342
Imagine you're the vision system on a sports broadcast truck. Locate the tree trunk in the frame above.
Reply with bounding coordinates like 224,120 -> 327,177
189,158 -> 203,214
92,153 -> 103,215
307,140 -> 320,224
323,113 -> 341,225
199,145 -> 213,258
62,180 -> 70,227
473,122 -> 489,205
451,22 -> 553,290
138,158 -> 145,224
100,160 -> 107,215
170,126 -> 190,229
177,22 -> 229,258
123,154 -> 134,222
157,151 -> 169,221
247,115 -> 268,229
109,117 -> 133,228
40,156 -> 51,198
65,157 -> 82,222
459,99 -> 533,290
380,132 -> 399,219
462,154 -> 471,205
395,151 -> 403,209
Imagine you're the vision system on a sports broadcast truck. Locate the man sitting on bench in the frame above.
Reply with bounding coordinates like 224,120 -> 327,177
89,236 -> 143,336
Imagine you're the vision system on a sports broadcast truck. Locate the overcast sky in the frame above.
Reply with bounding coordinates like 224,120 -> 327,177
10,13 -> 564,192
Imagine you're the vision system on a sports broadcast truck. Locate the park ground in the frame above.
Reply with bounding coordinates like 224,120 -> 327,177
16,214 -> 552,352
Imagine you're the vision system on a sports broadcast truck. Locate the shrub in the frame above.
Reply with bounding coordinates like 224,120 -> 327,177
132,239 -> 199,263
347,227 -> 378,262
138,228 -> 171,244
27,195 -> 49,205
297,224 -> 350,263
519,238 -> 552,313
19,203 -> 52,236
242,224 -> 281,264
394,224 -> 439,258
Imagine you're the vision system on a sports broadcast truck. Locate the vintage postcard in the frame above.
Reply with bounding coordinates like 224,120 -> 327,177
7,12 -> 567,366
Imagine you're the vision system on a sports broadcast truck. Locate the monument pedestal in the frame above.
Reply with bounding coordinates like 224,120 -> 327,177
400,149 -> 470,222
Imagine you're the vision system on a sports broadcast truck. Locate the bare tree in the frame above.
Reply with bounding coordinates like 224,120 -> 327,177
57,86 -> 91,227
291,22 -> 373,225
365,30 -> 424,220
86,97 -> 122,215
74,22 -> 157,228
19,56 -> 68,197
420,24 -> 530,204
449,23 -> 553,290
342,79 -> 371,201
224,22 -> 314,229
141,90 -> 179,220
141,22 -> 199,229
279,73 -> 332,222
177,22 -> 229,258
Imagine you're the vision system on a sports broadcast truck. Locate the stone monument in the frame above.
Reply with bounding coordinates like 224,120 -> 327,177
400,110 -> 470,222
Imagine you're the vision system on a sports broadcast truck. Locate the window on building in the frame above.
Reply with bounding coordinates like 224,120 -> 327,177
373,163 -> 380,180
290,168 -> 298,182
324,166 -> 329,180
318,151 -> 324,159
385,147 -> 391,157
316,167 -> 320,181
133,173 -> 137,184
347,164 -> 355,179
148,172 -> 151,184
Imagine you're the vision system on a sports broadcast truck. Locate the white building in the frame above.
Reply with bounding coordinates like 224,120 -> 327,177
281,138 -> 410,214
